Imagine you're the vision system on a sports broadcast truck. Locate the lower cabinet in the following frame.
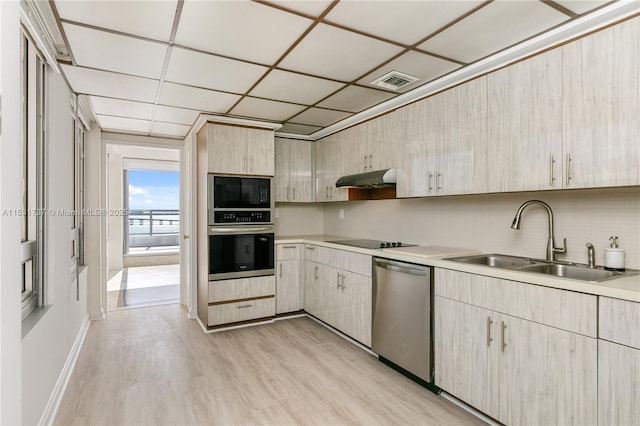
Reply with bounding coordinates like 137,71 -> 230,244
434,269 -> 597,425
598,297 -> 640,426
276,244 -> 303,314
206,275 -> 276,327
303,244 -> 372,347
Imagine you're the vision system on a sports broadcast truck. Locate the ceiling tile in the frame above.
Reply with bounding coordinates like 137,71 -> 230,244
553,1 -> 611,15
159,82 -> 240,113
278,122 -> 322,135
358,51 -> 461,93
230,98 -> 307,122
155,105 -> 200,125
279,23 -> 404,81
53,0 -> 177,41
61,65 -> 159,103
166,47 -> 268,94
63,23 -> 167,79
289,107 -> 353,127
325,1 -> 486,45
89,96 -> 154,121
418,1 -> 569,63
151,122 -> 191,138
175,1 -> 312,64
317,86 -> 396,113
97,115 -> 150,133
250,69 -> 346,105
266,1 -> 334,17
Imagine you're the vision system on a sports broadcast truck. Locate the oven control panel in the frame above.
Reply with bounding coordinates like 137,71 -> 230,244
214,210 -> 271,224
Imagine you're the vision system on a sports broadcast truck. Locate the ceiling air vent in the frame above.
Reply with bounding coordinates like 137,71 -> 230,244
370,71 -> 420,91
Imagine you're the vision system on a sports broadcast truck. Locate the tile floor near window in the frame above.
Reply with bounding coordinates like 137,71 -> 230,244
55,304 -> 486,425
107,264 -> 180,311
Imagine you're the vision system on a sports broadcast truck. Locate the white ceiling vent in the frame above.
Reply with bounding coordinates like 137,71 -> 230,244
370,71 -> 420,91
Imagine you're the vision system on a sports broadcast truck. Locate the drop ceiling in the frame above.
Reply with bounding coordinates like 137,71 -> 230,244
50,0 -> 617,140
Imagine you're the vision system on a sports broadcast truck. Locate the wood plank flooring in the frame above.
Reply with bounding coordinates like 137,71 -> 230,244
55,304 -> 486,425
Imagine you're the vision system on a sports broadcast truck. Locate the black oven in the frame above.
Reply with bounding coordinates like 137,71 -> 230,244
208,225 -> 275,280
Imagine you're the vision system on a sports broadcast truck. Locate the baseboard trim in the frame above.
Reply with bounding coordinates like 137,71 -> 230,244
39,315 -> 90,426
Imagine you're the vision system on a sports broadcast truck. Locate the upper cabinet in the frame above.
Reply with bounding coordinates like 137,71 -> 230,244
341,112 -> 401,174
204,123 -> 275,176
486,50 -> 563,192
562,18 -> 640,188
397,77 -> 488,197
315,134 -> 348,202
274,137 -> 314,202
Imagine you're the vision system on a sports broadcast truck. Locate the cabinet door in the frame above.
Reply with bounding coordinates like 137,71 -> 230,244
276,259 -> 301,314
499,313 -> 597,426
303,260 -> 321,318
598,340 -> 640,426
370,110 -> 401,171
245,127 -> 274,176
438,76 -> 488,195
207,124 -> 246,174
315,136 -> 348,202
337,270 -> 372,347
274,137 -> 291,202
487,50 -> 563,192
562,18 -> 640,188
397,98 -> 438,197
289,140 -> 314,202
434,296 -> 499,419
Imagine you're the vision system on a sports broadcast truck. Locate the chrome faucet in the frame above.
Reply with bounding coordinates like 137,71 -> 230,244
510,200 -> 566,261
585,243 -> 595,268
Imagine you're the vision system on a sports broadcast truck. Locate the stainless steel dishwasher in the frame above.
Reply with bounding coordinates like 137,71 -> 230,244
372,257 -> 439,392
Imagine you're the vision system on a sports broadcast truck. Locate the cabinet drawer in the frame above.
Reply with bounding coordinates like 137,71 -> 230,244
599,297 -> 640,349
435,268 -> 597,336
276,244 -> 301,260
208,275 -> 275,303
208,297 -> 275,326
304,244 -> 371,276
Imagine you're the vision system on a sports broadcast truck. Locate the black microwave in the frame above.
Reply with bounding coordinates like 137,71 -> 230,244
208,175 -> 273,225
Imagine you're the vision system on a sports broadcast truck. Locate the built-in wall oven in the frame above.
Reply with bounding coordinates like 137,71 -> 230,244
207,174 -> 275,280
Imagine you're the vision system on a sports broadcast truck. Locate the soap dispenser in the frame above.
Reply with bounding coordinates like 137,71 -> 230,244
604,236 -> 625,271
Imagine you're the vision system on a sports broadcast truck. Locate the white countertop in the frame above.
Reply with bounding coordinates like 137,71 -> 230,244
276,234 -> 640,303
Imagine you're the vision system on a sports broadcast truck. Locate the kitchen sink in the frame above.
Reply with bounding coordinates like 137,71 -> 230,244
447,254 -> 537,269
445,253 -> 639,283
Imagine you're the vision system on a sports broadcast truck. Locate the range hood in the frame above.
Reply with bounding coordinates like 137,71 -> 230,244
335,169 -> 397,189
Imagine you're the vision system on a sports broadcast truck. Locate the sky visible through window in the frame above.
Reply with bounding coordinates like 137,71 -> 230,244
128,170 -> 179,210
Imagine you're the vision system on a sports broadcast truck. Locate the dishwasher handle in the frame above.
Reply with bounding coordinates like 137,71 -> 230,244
373,258 -> 428,276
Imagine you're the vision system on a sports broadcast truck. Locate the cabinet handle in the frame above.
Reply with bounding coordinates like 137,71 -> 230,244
364,155 -> 368,171
237,304 -> 253,309
292,187 -> 296,201
336,272 -> 341,289
305,246 -> 315,250
341,273 -> 346,290
279,263 -> 282,278
369,155 -> 373,169
566,154 -> 572,185
437,172 -> 442,192
282,245 -> 296,249
550,155 -> 556,186
487,317 -> 493,347
286,186 -> 290,201
501,321 -> 507,352
325,186 -> 329,200
314,266 -> 319,280
428,172 -> 433,191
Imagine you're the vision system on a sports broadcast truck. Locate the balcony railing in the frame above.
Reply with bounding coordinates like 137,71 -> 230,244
127,209 -> 179,249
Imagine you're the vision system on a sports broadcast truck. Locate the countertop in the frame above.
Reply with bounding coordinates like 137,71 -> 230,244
276,234 -> 640,303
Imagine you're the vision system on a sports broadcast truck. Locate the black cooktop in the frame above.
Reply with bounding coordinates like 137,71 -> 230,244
328,239 -> 416,249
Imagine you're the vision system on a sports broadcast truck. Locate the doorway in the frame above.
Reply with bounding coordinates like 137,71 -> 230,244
105,145 -> 181,311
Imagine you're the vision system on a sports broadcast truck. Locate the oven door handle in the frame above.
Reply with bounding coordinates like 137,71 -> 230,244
209,226 -> 274,235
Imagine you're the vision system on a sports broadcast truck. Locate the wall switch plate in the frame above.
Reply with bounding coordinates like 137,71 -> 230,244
339,208 -> 344,219
274,208 -> 280,218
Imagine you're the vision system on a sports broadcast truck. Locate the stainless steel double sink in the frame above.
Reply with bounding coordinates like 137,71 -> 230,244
445,254 -> 639,283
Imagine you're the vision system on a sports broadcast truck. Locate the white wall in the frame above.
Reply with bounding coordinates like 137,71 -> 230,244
0,1 -> 24,423
322,187 -> 640,269
20,66 -> 90,425
274,204 -> 324,236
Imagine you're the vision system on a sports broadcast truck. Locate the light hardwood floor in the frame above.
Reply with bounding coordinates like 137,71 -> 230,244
55,304 -> 486,425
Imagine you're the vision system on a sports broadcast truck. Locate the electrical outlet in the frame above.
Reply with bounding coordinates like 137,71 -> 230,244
274,208 -> 280,218
339,208 -> 344,219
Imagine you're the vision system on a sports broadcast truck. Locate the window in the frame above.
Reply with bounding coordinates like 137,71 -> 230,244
20,32 -> 46,319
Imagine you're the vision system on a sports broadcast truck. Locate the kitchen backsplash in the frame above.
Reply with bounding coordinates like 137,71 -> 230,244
274,204 -> 324,236
321,187 -> 640,270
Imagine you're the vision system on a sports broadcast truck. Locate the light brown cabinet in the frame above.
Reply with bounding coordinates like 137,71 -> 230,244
201,122 -> 275,176
274,138 -> 314,202
434,269 -> 597,425
314,135 -> 348,202
275,244 -> 303,314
